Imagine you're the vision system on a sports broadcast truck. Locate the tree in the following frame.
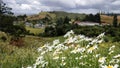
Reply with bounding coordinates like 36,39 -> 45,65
17,14 -> 27,21
113,14 -> 118,27
64,16 -> 70,24
0,0 -> 14,29
95,13 -> 101,24
56,17 -> 64,25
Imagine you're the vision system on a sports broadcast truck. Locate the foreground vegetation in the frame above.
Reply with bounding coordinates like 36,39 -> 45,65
25,30 -> 120,68
0,31 -> 120,68
0,32 -> 58,68
0,0 -> 120,68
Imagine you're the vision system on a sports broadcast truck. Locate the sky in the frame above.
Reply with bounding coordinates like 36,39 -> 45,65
3,0 -> 120,15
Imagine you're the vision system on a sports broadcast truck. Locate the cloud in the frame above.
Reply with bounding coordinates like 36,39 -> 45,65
3,0 -> 120,15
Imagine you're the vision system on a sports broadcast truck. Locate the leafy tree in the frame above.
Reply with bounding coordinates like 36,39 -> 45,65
56,17 -> 64,25
95,13 -> 101,24
17,14 -> 27,21
0,0 -> 14,28
113,14 -> 118,27
64,16 -> 70,24
0,0 -> 27,37
89,14 -> 95,22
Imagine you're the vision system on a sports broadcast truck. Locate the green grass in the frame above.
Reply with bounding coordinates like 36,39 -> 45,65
0,32 -> 120,68
101,15 -> 120,24
26,27 -> 44,35
0,34 -> 60,68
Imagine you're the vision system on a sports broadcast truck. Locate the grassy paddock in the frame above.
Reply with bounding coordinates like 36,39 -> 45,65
101,15 -> 120,24
26,27 -> 44,35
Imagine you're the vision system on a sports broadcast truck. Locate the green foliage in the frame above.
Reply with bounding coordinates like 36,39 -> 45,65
113,14 -> 118,27
43,17 -> 72,37
73,26 -> 120,42
84,13 -> 101,23
17,14 -> 27,21
74,26 -> 104,37
0,0 -> 27,38
44,26 -> 57,36
95,13 -> 101,24
63,16 -> 71,24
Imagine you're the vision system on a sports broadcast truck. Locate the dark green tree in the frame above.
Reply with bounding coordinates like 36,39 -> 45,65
0,0 -> 14,28
17,14 -> 27,21
95,13 -> 101,24
56,17 -> 64,25
64,16 -> 70,24
0,0 -> 27,37
113,14 -> 118,27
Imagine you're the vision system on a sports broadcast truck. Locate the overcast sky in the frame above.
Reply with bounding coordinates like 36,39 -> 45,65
3,0 -> 120,15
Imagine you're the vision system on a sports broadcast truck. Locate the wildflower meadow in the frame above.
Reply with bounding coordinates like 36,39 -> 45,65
25,30 -> 120,68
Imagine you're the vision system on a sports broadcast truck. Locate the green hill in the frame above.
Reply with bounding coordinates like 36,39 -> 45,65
26,11 -> 86,21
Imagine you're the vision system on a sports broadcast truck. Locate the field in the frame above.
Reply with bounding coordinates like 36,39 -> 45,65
0,30 -> 120,68
26,27 -> 44,35
101,15 -> 120,24
1,18 -> 120,68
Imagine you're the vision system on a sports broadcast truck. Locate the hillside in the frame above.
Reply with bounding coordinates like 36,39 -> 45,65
26,11 -> 120,25
26,11 -> 86,21
101,15 -> 120,24
27,12 -> 56,21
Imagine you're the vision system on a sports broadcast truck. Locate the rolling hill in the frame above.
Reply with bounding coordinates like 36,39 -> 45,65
26,11 -> 86,21
101,15 -> 120,24
26,11 -> 120,25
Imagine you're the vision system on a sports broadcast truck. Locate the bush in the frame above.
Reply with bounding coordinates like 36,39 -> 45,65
44,26 -> 57,37
10,37 -> 25,47
73,26 -> 120,42
0,36 -> 7,42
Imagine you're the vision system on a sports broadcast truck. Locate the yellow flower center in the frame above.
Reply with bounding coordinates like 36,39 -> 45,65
89,47 -> 94,50
107,65 -> 113,68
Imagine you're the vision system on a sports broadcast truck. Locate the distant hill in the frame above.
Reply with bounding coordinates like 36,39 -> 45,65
26,11 -> 120,25
101,15 -> 120,24
26,12 -> 56,21
26,11 -> 86,21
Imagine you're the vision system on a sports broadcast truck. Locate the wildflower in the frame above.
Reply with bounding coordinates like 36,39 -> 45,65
109,51 -> 114,55
110,59 -> 120,63
38,47 -> 42,52
95,54 -> 100,58
113,54 -> 120,58
89,39 -> 98,45
98,57 -> 106,64
55,43 -> 65,50
97,39 -> 103,43
78,34 -> 85,39
109,45 -> 115,51
64,37 -> 75,44
53,51 -> 62,56
71,47 -> 86,54
87,45 -> 98,53
61,57 -> 66,60
60,62 -> 66,66
26,66 -> 32,68
41,62 -> 48,68
101,64 -> 119,68
64,30 -> 74,38
41,51 -> 47,55
53,56 -> 59,60
53,39 -> 60,46
97,32 -> 105,38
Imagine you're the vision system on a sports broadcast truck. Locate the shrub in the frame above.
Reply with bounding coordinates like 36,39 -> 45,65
0,36 -> 7,42
10,37 -> 25,47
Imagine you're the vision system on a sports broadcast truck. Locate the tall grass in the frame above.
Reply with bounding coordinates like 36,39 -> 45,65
26,30 -> 120,68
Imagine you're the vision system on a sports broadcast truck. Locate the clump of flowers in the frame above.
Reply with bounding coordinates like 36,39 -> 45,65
25,30 -> 120,68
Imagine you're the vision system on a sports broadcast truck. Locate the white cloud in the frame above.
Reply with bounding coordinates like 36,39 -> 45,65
20,4 -> 31,10
3,0 -> 120,15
